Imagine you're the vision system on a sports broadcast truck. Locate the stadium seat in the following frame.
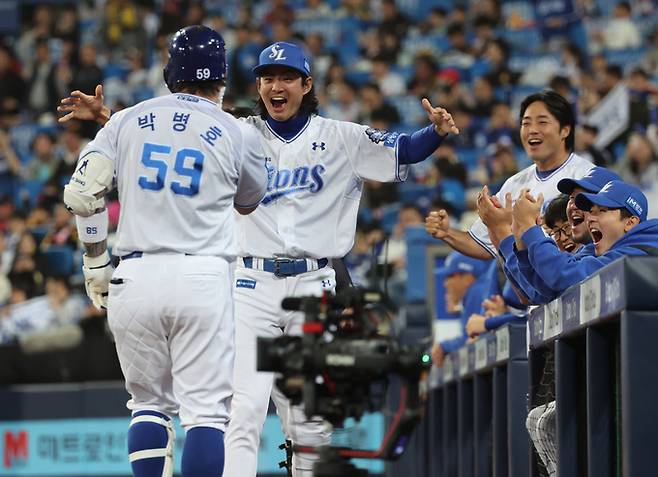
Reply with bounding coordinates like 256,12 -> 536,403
19,180 -> 44,208
389,95 -> 427,126
603,47 -> 647,71
0,173 -> 16,198
399,182 -> 434,204
380,203 -> 401,235
405,225 -> 436,303
40,246 -> 75,278
30,227 -> 48,247
500,27 -> 543,54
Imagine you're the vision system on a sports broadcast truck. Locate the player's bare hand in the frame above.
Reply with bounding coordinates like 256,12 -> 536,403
483,294 -> 508,317
476,186 -> 512,227
477,186 -> 512,247
466,313 -> 488,338
512,188 -> 544,233
425,209 -> 450,240
421,98 -> 459,136
58,84 -> 111,125
431,343 -> 445,367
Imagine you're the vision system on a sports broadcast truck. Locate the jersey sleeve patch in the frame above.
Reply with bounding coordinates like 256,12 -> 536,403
365,128 -> 400,148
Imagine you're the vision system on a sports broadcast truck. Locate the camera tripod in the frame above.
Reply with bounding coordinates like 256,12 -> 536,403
313,447 -> 369,477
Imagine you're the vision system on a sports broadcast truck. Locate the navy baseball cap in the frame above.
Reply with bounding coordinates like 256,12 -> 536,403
575,180 -> 648,221
440,252 -> 490,278
253,42 -> 311,77
557,166 -> 622,195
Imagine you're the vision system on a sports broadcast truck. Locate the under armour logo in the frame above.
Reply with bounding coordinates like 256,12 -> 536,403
269,44 -> 287,61
312,142 -> 326,151
321,279 -> 331,288
76,159 -> 89,175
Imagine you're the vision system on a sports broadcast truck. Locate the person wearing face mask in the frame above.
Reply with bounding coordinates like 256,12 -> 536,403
511,180 -> 658,295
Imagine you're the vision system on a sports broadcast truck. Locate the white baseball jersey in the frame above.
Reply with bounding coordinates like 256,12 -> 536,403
469,152 -> 593,256
79,93 -> 267,258
235,115 -> 409,258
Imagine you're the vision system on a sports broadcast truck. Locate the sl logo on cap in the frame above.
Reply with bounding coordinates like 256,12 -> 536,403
269,44 -> 287,61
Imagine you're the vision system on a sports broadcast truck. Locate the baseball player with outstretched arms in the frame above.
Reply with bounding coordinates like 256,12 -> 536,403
62,26 -> 267,477
59,40 -> 458,477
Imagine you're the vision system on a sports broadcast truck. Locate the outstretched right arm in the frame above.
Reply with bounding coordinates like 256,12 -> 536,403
425,209 -> 493,260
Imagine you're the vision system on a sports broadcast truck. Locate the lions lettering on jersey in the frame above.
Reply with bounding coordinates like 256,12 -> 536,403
262,157 -> 326,205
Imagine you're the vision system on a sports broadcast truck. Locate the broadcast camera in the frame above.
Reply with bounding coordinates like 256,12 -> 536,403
257,287 -> 431,476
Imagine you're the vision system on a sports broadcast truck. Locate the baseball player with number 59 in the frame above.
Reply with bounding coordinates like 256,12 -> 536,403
58,40 -> 459,477
62,26 -> 267,477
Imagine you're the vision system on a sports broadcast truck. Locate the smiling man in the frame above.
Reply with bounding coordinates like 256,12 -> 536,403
426,90 -> 593,259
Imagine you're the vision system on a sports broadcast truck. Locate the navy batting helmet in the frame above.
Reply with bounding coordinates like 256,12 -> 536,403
163,25 -> 227,93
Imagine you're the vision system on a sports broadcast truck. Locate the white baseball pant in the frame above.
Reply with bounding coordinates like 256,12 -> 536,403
107,253 -> 234,431
224,263 -> 335,477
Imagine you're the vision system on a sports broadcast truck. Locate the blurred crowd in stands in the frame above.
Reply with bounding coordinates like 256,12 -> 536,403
0,0 -> 657,384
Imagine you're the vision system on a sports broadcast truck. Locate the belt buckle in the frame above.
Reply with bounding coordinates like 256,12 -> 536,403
273,259 -> 295,278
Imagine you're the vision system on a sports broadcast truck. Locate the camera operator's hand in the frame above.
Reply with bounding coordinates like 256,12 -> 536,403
431,343 -> 445,367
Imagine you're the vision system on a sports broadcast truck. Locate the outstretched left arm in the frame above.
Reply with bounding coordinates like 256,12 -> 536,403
396,98 -> 460,165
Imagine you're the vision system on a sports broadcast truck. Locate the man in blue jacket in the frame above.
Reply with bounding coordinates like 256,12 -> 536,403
431,252 -> 493,366
513,180 -> 658,294
481,166 -> 621,303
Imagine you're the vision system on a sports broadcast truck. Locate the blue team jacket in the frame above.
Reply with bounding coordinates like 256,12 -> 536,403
484,280 -> 529,330
521,219 -> 658,295
499,235 -> 555,304
440,265 -> 497,353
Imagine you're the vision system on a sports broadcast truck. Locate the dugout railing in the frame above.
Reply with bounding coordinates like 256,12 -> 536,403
527,255 -> 658,477
429,256 -> 658,477
426,322 -> 530,477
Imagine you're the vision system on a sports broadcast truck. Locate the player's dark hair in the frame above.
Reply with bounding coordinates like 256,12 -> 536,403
173,79 -> 227,96
255,75 -> 319,120
520,90 -> 575,151
620,208 -> 634,220
606,64 -> 624,80
543,194 -> 570,229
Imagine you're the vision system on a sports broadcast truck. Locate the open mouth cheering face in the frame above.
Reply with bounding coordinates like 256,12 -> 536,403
567,188 -> 591,244
520,101 -> 570,165
586,205 -> 627,256
257,66 -> 313,121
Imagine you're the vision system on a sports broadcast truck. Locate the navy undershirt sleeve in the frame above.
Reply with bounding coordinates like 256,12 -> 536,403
397,124 -> 445,164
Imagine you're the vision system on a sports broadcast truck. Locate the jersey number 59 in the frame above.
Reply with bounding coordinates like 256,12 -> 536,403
138,142 -> 204,196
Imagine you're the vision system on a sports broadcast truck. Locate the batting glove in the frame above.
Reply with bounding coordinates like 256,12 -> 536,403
82,250 -> 114,310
